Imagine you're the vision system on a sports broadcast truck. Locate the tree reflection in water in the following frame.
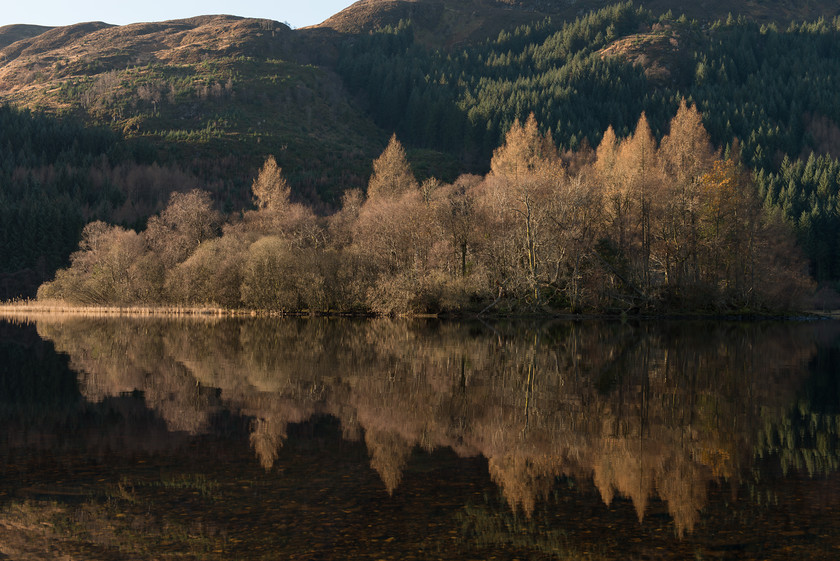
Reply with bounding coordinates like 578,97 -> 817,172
18,316 -> 840,537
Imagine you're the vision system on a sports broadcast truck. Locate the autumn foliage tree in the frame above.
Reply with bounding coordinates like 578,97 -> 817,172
483,113 -> 560,305
657,100 -> 717,297
37,221 -> 145,305
36,101 -> 813,314
366,134 -> 419,200
352,135 -> 444,313
239,156 -> 322,247
251,156 -> 290,211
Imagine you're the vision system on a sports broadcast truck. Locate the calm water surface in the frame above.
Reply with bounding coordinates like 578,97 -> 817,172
1,316 -> 839,559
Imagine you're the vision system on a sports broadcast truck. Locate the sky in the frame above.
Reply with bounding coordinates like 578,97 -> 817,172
0,1 -> 358,29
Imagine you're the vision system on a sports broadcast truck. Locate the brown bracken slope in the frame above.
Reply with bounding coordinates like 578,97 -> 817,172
0,24 -> 54,50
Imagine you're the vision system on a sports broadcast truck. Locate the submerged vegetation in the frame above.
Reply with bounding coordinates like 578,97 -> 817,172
37,101 -> 810,315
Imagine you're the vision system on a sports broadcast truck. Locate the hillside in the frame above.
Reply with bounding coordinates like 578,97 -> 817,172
0,16 -> 389,298
0,24 -> 54,50
0,15 -> 386,203
4,1 -> 839,197
316,0 -> 840,47
3,0 -> 840,299
314,0 -> 595,47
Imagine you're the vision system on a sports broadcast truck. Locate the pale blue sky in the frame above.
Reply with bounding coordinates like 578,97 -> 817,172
0,1 -> 358,29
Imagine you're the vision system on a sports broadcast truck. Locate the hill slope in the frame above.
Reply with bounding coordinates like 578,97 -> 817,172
0,15 -> 386,203
0,24 -> 54,50
0,15 -> 388,297
316,0 -> 840,47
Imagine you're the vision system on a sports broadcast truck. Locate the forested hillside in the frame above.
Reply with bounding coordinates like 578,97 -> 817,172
336,2 -> 840,281
0,15 -> 386,202
2,1 -> 840,304
0,107 -> 127,298
316,0 -> 840,47
0,104 -> 242,299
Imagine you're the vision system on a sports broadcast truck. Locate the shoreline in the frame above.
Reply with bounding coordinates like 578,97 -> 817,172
0,301 -> 245,318
0,300 -> 836,322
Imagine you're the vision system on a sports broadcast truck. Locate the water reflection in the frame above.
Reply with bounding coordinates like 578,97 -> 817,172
6,315 -> 836,538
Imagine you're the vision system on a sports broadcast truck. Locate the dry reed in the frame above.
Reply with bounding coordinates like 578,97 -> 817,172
0,299 -> 244,319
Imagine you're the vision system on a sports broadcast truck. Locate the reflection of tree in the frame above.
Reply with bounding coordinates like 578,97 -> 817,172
365,429 -> 413,495
755,335 -> 840,478
250,417 -> 286,470
26,315 -> 834,536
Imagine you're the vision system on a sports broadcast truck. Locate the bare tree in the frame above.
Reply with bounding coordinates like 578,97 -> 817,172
145,189 -> 221,268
